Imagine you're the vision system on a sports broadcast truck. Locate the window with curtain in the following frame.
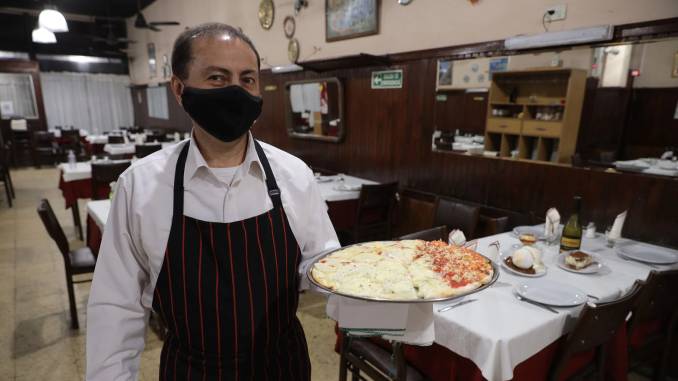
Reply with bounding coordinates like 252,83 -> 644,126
146,85 -> 169,119
0,73 -> 38,119
40,72 -> 134,134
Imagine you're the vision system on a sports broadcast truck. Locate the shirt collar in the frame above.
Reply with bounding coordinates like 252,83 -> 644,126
183,132 -> 266,186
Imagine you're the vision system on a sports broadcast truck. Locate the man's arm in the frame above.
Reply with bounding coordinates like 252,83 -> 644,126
86,175 -> 150,380
297,167 -> 341,291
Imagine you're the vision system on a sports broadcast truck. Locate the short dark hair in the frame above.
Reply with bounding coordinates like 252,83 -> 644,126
171,23 -> 261,80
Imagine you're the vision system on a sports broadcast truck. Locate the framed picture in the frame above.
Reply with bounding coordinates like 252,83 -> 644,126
325,0 -> 379,42
436,59 -> 453,89
672,52 -> 678,78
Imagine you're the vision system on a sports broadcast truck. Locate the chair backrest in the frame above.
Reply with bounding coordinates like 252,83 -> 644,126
476,215 -> 510,237
108,135 -> 125,144
354,181 -> 399,242
135,144 -> 162,158
628,269 -> 678,334
91,161 -> 131,199
399,226 -> 447,241
32,131 -> 55,147
37,199 -> 70,257
61,129 -> 80,141
433,197 -> 481,239
548,280 -> 644,381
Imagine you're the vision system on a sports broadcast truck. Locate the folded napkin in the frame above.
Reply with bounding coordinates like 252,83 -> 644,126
544,208 -> 561,238
326,296 -> 434,345
485,241 -> 500,263
448,229 -> 466,246
608,211 -> 627,240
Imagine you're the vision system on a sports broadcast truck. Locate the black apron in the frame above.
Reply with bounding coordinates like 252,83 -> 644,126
152,140 -> 311,381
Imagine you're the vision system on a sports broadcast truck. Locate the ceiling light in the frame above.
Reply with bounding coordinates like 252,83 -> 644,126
39,8 -> 68,32
32,27 -> 57,44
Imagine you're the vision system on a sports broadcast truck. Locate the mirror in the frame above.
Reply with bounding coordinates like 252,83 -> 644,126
285,78 -> 344,142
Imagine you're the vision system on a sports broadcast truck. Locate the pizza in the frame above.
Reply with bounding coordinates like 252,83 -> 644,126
310,240 -> 494,300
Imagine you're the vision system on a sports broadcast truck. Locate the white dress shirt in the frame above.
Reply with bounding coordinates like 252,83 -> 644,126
86,133 -> 340,380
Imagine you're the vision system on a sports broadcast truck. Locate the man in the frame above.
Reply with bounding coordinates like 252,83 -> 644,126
86,23 -> 340,380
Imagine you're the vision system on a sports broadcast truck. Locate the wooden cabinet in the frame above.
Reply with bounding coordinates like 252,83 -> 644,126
483,68 -> 586,163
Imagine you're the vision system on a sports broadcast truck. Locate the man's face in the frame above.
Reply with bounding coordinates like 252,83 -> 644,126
172,34 -> 260,102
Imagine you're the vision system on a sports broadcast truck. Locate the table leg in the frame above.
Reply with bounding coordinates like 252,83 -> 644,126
71,201 -> 83,240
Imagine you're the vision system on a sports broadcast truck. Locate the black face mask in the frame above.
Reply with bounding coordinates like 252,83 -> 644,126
181,85 -> 263,142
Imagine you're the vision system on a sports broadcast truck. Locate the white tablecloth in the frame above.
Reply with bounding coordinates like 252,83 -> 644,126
86,135 -> 109,144
432,230 -> 678,381
58,162 -> 92,182
315,174 -> 377,202
87,200 -> 110,230
51,129 -> 88,138
103,143 -> 136,155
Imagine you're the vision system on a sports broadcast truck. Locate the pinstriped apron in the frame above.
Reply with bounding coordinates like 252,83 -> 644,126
152,141 -> 311,381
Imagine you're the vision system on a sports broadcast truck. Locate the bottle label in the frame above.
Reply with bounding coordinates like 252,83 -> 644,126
560,237 -> 581,251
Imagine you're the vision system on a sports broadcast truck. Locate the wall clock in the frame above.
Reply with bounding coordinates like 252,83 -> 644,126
283,16 -> 296,38
258,0 -> 275,30
288,38 -> 300,62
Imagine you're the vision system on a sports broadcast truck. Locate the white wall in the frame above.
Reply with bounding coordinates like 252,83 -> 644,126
126,0 -> 678,85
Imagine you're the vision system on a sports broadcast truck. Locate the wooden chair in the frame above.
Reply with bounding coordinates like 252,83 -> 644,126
339,333 -> 426,381
310,166 -> 337,176
432,197 -> 480,239
59,129 -> 83,156
107,135 -> 125,144
547,281 -> 644,381
343,181 -> 399,244
37,199 -> 96,329
91,161 -> 131,200
0,132 -> 15,207
399,226 -> 447,241
32,131 -> 57,168
135,143 -> 162,158
476,215 -> 509,237
627,270 -> 678,381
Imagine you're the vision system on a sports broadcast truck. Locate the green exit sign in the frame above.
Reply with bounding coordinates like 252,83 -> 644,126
371,69 -> 403,89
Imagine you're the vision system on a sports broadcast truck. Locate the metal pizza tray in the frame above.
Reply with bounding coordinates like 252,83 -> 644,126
307,241 -> 500,304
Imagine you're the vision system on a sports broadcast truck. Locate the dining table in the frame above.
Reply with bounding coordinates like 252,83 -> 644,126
334,228 -> 678,381
84,173 -> 377,254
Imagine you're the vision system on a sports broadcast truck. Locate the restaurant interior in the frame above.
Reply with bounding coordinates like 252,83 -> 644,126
0,0 -> 677,380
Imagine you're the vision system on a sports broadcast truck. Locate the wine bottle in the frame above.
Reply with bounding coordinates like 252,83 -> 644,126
560,196 -> 583,252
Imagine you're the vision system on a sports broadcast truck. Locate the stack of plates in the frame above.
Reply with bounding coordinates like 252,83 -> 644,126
515,280 -> 587,307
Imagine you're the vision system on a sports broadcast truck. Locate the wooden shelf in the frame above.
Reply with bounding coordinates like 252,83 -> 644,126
483,69 -> 586,164
296,53 -> 391,72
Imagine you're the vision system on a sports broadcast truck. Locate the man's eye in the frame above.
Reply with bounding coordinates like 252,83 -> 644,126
208,75 -> 225,81
242,77 -> 255,85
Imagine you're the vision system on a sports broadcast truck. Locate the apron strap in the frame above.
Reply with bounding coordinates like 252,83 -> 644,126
172,139 -> 283,219
252,139 -> 283,209
172,141 -> 190,222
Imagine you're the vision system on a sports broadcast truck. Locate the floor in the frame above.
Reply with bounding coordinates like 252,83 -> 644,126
0,167 -> 340,381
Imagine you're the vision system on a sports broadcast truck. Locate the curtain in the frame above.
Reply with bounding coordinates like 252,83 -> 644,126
0,73 -> 38,119
40,72 -> 134,134
146,86 -> 169,119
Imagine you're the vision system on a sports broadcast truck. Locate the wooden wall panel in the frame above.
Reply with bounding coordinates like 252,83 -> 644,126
255,57 -> 678,249
131,83 -> 192,132
624,87 -> 678,158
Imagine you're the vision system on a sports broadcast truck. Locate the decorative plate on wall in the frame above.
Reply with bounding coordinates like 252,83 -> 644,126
283,16 -> 296,38
258,0 -> 275,30
288,38 -> 300,62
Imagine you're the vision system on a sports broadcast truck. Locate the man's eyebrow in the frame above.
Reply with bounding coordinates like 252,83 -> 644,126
240,69 -> 257,76
202,66 -> 232,74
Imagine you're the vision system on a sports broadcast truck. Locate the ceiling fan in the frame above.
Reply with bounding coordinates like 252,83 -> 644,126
133,0 -> 179,31
90,23 -> 137,46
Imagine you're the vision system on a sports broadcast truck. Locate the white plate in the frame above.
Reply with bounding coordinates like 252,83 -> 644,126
499,251 -> 546,278
617,243 -> 678,265
512,225 -> 550,241
556,252 -> 603,274
515,281 -> 587,307
315,176 -> 335,183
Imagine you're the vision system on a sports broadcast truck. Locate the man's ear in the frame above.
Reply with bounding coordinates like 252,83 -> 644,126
170,75 -> 184,106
